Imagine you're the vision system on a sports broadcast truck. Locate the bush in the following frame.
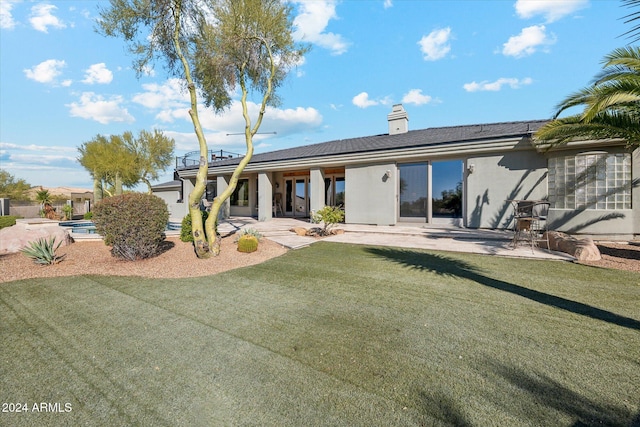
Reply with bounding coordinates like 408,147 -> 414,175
0,216 -> 20,229
311,206 -> 345,235
83,212 -> 93,220
180,210 -> 209,242
93,193 -> 169,261
21,237 -> 65,265
237,234 -> 259,253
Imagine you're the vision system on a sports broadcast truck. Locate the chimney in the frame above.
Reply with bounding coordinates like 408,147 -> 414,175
387,104 -> 408,135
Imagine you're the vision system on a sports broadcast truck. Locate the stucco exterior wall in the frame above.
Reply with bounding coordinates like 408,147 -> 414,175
345,163 -> 396,225
465,150 -> 548,229
154,189 -> 184,220
257,172 -> 273,222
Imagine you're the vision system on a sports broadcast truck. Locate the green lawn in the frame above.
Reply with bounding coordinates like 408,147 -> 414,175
1,242 -> 639,426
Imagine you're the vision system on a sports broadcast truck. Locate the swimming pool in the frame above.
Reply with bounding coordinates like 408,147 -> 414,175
60,220 -> 182,234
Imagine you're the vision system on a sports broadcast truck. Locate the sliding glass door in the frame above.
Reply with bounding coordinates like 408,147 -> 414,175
399,163 -> 428,221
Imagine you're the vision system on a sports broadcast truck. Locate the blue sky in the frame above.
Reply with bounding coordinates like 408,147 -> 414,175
0,0 -> 631,192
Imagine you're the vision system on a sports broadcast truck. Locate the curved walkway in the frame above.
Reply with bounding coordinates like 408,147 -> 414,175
218,217 -> 574,261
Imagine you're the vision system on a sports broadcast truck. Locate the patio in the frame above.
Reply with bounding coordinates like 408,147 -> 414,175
217,217 -> 574,261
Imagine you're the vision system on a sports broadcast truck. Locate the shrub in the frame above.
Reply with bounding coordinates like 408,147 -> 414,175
180,210 -> 209,242
311,206 -> 345,235
237,234 -> 259,253
62,204 -> 74,220
83,212 -> 93,220
21,237 -> 65,265
93,193 -> 169,261
0,215 -> 19,229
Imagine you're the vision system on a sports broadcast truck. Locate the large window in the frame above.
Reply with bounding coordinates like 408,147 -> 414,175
230,179 -> 249,206
399,163 -> 427,219
548,153 -> 631,210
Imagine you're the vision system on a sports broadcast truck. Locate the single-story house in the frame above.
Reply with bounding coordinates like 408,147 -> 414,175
153,104 -> 638,240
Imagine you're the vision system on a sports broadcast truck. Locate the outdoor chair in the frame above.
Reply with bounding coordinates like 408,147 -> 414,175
273,193 -> 284,217
531,201 -> 550,251
510,200 -> 549,251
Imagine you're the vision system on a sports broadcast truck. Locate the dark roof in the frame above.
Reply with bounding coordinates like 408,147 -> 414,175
186,119 -> 550,169
151,179 -> 181,190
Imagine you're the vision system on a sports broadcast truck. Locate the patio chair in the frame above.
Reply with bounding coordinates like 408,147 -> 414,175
510,200 -> 536,250
273,193 -> 284,217
531,201 -> 550,251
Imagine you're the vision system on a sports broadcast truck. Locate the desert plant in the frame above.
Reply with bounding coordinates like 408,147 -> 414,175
237,234 -> 259,253
40,203 -> 58,220
62,204 -> 74,220
311,206 -> 345,235
21,236 -> 66,265
93,193 -> 169,261
235,227 -> 262,242
83,212 -> 93,220
180,210 -> 209,243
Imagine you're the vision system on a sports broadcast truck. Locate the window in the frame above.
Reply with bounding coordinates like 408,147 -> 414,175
230,179 -> 249,206
548,153 -> 631,210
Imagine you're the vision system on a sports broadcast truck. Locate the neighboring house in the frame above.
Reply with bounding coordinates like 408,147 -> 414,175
153,104 -> 638,240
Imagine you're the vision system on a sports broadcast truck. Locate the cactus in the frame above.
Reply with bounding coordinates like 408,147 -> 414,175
237,234 -> 259,253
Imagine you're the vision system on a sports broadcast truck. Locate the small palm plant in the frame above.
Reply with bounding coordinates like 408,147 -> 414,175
21,237 -> 66,265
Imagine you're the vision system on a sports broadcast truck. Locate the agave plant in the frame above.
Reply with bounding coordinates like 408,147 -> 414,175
21,237 -> 66,265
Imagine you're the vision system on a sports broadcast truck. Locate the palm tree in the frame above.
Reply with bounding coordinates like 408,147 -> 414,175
534,46 -> 640,149
622,0 -> 640,43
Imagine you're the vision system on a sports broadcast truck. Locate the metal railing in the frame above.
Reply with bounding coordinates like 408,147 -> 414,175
176,149 -> 242,170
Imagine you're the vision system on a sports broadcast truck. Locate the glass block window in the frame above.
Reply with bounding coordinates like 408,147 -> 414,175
548,153 -> 631,210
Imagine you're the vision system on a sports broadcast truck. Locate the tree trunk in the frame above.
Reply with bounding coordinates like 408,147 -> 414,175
93,175 -> 103,203
115,173 -> 123,195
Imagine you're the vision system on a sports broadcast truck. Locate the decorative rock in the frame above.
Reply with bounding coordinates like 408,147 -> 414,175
0,223 -> 72,254
290,227 -> 308,236
545,231 -> 601,261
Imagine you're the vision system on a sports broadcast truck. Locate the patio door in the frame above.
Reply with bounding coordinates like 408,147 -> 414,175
285,177 -> 309,217
399,163 -> 428,222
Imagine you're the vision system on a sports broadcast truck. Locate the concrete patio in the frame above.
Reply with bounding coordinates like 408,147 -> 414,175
217,217 -> 574,261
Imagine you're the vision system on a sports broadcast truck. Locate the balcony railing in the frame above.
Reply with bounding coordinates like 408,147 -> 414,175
176,149 -> 242,170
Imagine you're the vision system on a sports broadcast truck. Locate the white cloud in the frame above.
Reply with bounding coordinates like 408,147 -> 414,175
502,25 -> 555,58
82,63 -> 113,85
141,65 -> 156,77
418,27 -> 452,61
352,92 -> 379,108
383,0 -> 393,9
463,77 -> 533,92
292,0 -> 350,55
24,59 -> 66,84
132,78 -> 189,116
163,103 -> 323,152
67,92 -> 135,124
515,0 -> 588,23
401,89 -> 433,106
29,3 -> 66,33
0,0 -> 19,30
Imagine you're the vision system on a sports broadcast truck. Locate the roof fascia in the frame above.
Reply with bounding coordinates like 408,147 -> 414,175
177,136 -> 532,178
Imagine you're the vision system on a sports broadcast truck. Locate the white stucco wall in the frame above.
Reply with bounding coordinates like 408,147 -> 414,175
345,163 -> 396,225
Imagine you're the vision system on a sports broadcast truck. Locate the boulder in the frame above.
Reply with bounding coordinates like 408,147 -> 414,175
290,227 -> 308,236
545,231 -> 601,261
0,223 -> 72,254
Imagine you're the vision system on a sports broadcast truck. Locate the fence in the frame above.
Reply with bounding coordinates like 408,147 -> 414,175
5,200 -> 90,219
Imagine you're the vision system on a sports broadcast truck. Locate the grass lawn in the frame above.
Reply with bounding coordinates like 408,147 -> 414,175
1,242 -> 639,426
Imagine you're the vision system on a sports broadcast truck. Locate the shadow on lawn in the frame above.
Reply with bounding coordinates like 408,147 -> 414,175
485,360 -> 636,426
365,247 -> 640,331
